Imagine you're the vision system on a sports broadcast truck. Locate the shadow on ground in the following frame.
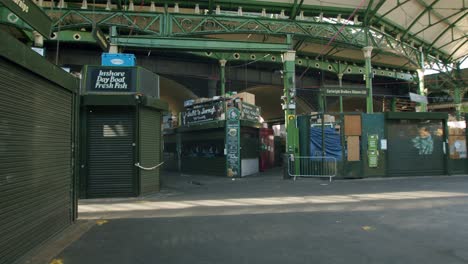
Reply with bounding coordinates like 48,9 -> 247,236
49,171 -> 468,264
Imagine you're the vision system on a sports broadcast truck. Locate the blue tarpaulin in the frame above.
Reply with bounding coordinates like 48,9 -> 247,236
310,127 -> 342,160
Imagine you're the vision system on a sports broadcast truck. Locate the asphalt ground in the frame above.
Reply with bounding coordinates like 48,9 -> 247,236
29,170 -> 468,264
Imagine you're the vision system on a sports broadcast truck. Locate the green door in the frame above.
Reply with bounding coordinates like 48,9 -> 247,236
87,106 -> 136,198
0,57 -> 75,264
387,119 -> 445,176
139,107 -> 162,195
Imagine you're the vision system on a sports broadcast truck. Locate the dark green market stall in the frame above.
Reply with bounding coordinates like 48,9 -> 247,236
163,100 -> 261,177
0,31 -> 79,264
80,66 -> 167,198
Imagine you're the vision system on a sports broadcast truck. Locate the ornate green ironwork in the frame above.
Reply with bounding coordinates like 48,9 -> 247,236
191,51 -> 417,81
47,9 -> 163,35
42,9 -> 423,66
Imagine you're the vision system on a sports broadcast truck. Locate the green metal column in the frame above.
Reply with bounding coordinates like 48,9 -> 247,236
363,46 -> 373,113
417,50 -> 427,112
454,86 -> 462,120
391,97 -> 397,112
454,63 -> 462,120
109,26 -> 119,53
338,73 -> 343,113
282,51 -> 299,174
219,59 -> 226,96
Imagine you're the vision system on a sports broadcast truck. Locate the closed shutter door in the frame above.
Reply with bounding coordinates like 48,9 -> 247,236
87,107 -> 136,198
181,129 -> 226,176
139,107 -> 161,195
387,119 -> 445,176
0,57 -> 74,264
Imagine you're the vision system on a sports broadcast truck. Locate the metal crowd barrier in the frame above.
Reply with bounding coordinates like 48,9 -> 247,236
288,155 -> 337,182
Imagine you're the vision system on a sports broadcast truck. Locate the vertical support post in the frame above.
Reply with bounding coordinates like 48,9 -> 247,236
454,86 -> 462,120
318,93 -> 324,112
454,62 -> 462,120
391,97 -> 397,112
338,73 -> 343,113
109,26 -> 119,53
219,59 -> 227,96
416,69 -> 427,112
417,50 -> 427,112
362,46 -> 373,113
282,50 -> 299,175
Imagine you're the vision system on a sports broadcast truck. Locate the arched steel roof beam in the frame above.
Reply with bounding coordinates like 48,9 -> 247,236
400,0 -> 441,39
363,0 -> 375,26
428,12 -> 467,50
373,0 -> 411,25
290,0 -> 304,20
449,39 -> 468,60
367,0 -> 387,24
438,36 -> 467,50
411,9 -> 466,37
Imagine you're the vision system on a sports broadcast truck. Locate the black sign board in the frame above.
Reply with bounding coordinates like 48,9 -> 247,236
182,101 -> 223,125
92,24 -> 110,52
226,108 -> 240,177
86,67 -> 136,92
0,0 -> 52,37
321,86 -> 367,97
240,102 -> 260,122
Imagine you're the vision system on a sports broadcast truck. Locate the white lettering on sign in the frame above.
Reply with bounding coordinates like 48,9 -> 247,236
11,0 -> 29,13
94,70 -> 128,90
325,89 -> 367,95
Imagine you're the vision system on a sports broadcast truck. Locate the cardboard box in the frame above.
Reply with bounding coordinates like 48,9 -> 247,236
347,136 -> 360,161
232,92 -> 255,105
344,115 -> 361,136
324,114 -> 335,123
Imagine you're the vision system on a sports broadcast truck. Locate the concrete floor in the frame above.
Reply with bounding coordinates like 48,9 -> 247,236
48,170 -> 468,264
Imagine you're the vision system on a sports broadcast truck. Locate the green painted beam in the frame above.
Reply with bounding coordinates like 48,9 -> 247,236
0,29 -> 78,92
111,36 -> 291,52
375,15 -> 449,61
363,0 -> 375,26
190,51 -> 417,81
45,0 -> 363,17
400,0 -> 440,39
44,8 -> 457,64
368,0 -> 387,24
45,9 -> 429,64
0,7 -> 32,30
0,0 -> 52,37
50,30 -> 97,43
290,0 -> 304,20
208,0 -> 215,14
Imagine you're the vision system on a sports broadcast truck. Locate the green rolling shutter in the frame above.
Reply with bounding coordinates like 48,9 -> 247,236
0,57 -> 74,264
139,107 -> 162,195
387,119 -> 445,176
86,107 -> 136,198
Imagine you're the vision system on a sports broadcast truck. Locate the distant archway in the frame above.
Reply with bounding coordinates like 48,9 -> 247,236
160,76 -> 197,114
243,85 -> 314,122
